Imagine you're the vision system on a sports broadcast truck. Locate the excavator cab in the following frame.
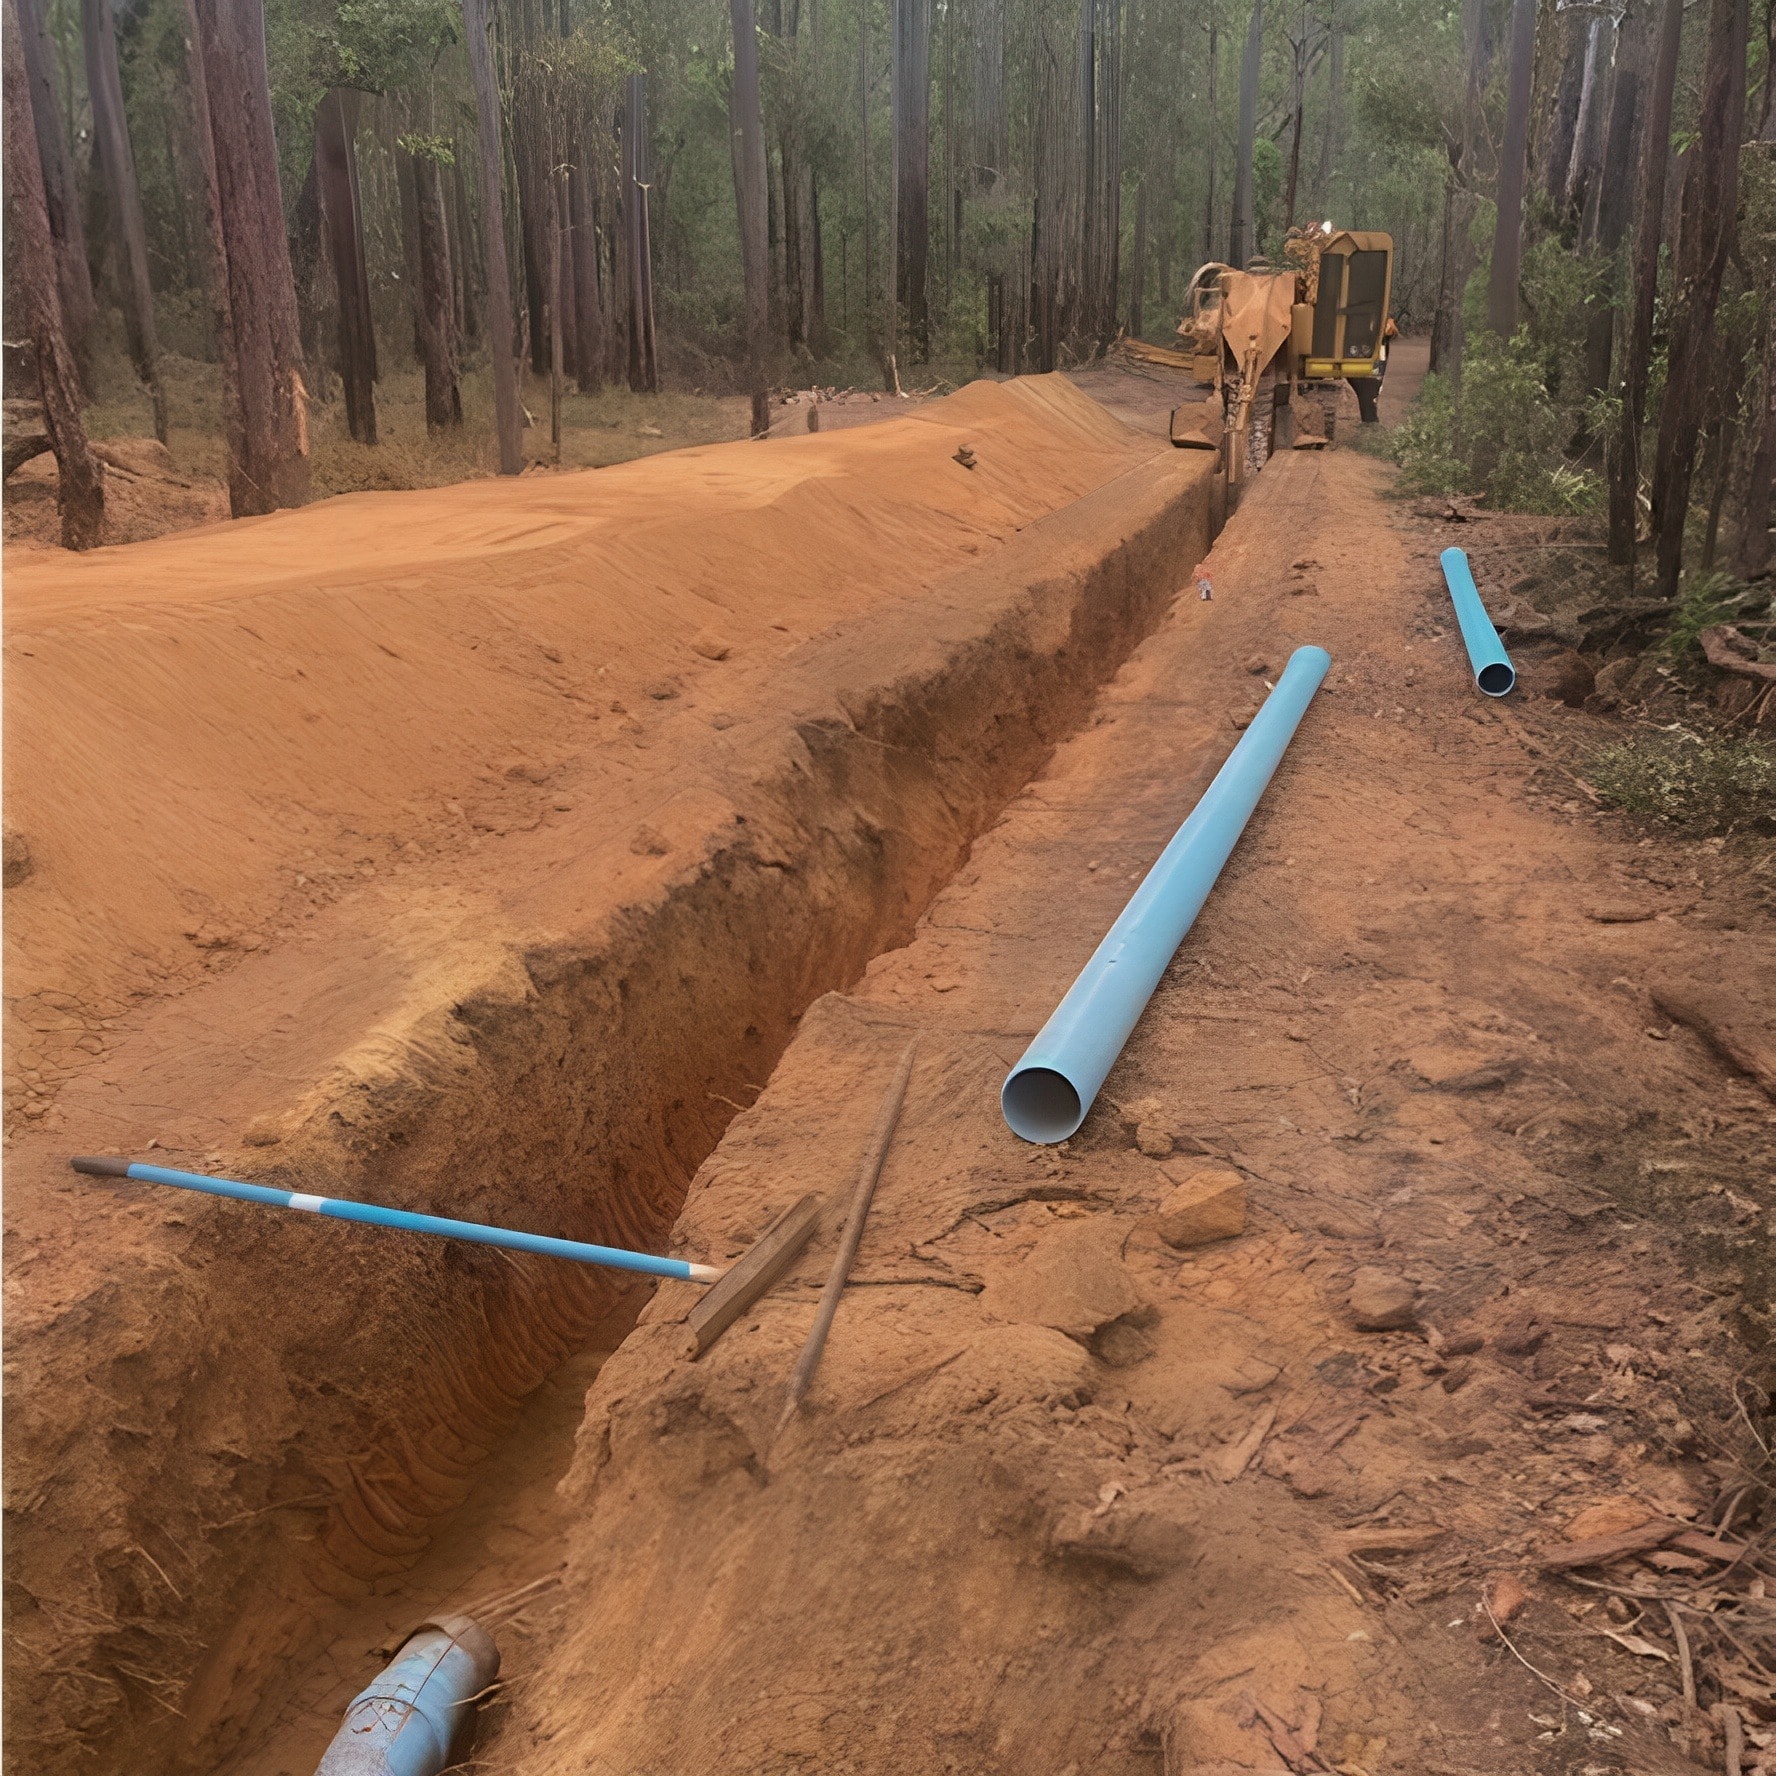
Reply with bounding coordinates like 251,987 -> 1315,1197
1297,231 -> 1394,381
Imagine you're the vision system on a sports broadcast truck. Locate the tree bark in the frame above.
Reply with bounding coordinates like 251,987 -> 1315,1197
1202,18 -> 1219,262
411,150 -> 462,430
624,73 -> 659,393
1561,14 -> 1607,225
1649,0 -> 1749,597
1735,324 -> 1774,578
1128,176 -> 1146,336
1282,5 -> 1307,230
187,0 -> 310,515
1430,0 -> 1486,378
81,0 -> 166,440
1485,0 -> 1536,336
15,0 -> 97,387
894,0 -> 932,360
315,88 -> 378,446
1312,13 -> 1341,214
1608,0 -> 1684,566
462,0 -> 524,473
4,0 -> 104,547
568,135 -> 604,394
730,0 -> 772,433
1230,0 -> 1263,268
1583,0 -> 1649,396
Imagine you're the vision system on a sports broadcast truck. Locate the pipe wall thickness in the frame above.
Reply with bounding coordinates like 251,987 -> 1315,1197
315,1615 -> 499,1776
1001,643 -> 1331,1144
1439,546 -> 1516,696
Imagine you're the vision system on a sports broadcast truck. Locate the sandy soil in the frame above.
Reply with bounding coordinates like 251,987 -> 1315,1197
5,352 -> 1772,1776
3,373 -> 1217,1775
481,375 -> 1773,1774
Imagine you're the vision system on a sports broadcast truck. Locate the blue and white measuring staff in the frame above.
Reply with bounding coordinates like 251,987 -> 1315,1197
69,1157 -> 725,1283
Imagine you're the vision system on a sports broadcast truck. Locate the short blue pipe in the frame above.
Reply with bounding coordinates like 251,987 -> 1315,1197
1439,546 -> 1516,696
1001,644 -> 1331,1144
69,1157 -> 707,1281
316,1615 -> 498,1776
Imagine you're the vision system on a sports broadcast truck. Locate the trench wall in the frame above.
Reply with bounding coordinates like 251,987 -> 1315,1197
5,448 -> 1212,1774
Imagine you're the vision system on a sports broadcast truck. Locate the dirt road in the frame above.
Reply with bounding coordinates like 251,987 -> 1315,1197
488,407 -> 1773,1772
6,358 -> 1772,1775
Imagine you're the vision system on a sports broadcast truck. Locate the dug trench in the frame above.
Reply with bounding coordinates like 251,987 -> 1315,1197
482,441 -> 1772,1766
2,380 -> 1217,1773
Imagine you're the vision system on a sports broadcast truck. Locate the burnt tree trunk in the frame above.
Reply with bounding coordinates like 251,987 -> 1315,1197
1202,19 -> 1219,262
187,0 -> 309,515
81,0 -> 165,439
1230,0 -> 1263,268
1432,0 -> 1492,381
462,0 -> 524,473
1735,320 -> 1774,578
1561,14 -> 1607,226
1649,0 -> 1749,597
1608,0 -> 1683,566
16,0 -> 96,386
1282,8 -> 1306,230
1485,0 -> 1536,336
412,150 -> 462,430
730,0 -> 772,434
315,87 -> 378,446
5,0 -> 104,545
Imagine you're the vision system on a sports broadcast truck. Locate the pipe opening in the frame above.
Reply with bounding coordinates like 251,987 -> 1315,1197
1477,661 -> 1516,697
1001,1066 -> 1084,1145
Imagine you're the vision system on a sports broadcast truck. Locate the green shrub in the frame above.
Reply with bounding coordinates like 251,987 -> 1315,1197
1662,571 -> 1771,667
1388,332 -> 1603,514
1589,730 -> 1776,832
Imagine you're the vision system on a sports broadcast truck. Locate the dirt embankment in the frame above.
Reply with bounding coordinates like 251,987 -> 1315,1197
2,377 -> 1216,1773
485,447 -> 1774,1775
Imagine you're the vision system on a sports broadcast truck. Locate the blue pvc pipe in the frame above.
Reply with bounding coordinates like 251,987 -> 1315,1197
316,1614 -> 498,1776
1001,644 -> 1331,1144
1439,547 -> 1516,696
68,1157 -> 719,1282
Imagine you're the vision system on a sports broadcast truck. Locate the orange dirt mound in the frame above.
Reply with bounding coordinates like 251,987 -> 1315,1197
3,374 -> 1149,1114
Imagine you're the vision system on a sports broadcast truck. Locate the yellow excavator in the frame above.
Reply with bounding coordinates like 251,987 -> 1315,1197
1127,225 -> 1394,512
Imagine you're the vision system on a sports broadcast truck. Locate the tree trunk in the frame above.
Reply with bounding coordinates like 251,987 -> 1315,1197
1128,176 -> 1146,336
451,152 -> 478,346
1230,0 -> 1263,268
1312,14 -> 1341,214
1561,14 -> 1607,225
1202,19 -> 1218,262
809,170 -> 827,349
568,139 -> 604,394
462,0 -> 524,473
187,0 -> 309,515
894,0 -> 932,360
730,0 -> 772,433
315,88 -> 378,446
81,0 -> 166,440
549,171 -> 563,459
16,0 -> 96,387
1539,9 -> 1587,211
624,73 -> 659,393
1583,0 -> 1649,395
1649,0 -> 1749,597
860,0 -> 873,343
973,0 -> 1006,188
1734,323 -> 1774,578
1282,8 -> 1306,230
4,0 -> 103,547
411,151 -> 462,430
1485,0 -> 1536,336
1608,0 -> 1684,566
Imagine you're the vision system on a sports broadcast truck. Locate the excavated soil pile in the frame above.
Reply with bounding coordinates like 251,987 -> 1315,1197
489,447 -> 1774,1775
4,377 -> 1217,1773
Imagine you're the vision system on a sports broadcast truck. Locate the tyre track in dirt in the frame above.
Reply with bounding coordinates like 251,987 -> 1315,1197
485,441 -> 1773,1775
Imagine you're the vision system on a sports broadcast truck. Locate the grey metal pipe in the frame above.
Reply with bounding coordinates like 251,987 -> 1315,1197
315,1614 -> 498,1776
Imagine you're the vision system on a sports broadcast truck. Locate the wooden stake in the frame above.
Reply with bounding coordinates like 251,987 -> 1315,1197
778,1038 -> 918,1431
686,1193 -> 823,1357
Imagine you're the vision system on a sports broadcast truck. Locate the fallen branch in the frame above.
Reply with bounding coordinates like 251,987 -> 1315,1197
1699,625 -> 1776,686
